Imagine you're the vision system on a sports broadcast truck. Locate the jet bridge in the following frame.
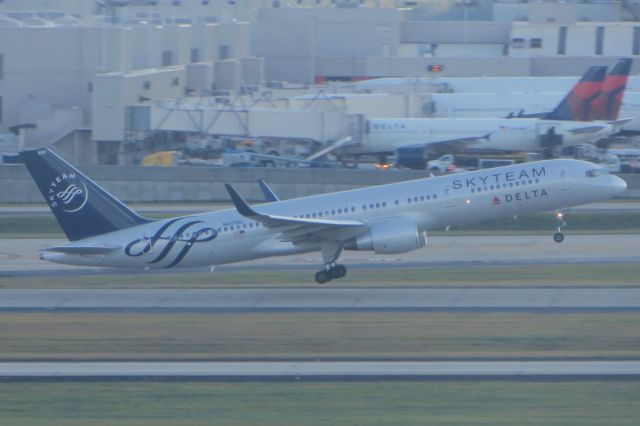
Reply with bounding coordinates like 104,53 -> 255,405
127,99 -> 356,145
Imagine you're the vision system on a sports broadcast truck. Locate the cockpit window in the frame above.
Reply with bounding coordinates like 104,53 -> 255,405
586,168 -> 609,177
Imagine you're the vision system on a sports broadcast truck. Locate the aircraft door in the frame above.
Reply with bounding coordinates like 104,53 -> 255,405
558,167 -> 571,191
442,183 -> 456,209
537,123 -> 563,158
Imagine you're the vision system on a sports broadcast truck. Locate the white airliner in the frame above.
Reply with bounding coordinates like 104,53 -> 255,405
22,148 -> 626,284
353,75 -> 640,94
363,116 -> 618,154
428,92 -> 640,130
344,60 -> 634,167
350,92 -> 627,167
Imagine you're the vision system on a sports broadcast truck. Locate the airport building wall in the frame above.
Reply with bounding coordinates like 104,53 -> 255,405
401,21 -> 511,45
1,164 -> 639,203
2,1 -> 640,166
0,164 -> 430,203
493,1 -> 622,23
91,68 -> 188,144
0,19 -> 249,135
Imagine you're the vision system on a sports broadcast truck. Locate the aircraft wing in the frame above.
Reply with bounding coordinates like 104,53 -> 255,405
45,244 -> 121,255
225,184 -> 366,242
398,134 -> 492,156
400,134 -> 491,149
567,125 -> 606,135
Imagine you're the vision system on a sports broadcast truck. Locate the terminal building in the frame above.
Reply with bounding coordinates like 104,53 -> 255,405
0,0 -> 639,164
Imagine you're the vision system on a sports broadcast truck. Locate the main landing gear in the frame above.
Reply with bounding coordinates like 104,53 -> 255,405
315,263 -> 348,284
315,241 -> 348,284
553,211 -> 566,243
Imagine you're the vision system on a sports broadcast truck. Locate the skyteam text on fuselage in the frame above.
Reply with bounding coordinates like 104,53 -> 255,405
21,148 -> 627,284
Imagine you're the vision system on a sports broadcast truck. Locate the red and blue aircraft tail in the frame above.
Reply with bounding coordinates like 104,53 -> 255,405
543,66 -> 606,121
588,58 -> 633,121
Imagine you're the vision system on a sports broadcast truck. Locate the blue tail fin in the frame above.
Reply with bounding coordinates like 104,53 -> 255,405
20,148 -> 150,241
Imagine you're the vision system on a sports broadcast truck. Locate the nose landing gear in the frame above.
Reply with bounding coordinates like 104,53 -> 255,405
553,212 -> 566,243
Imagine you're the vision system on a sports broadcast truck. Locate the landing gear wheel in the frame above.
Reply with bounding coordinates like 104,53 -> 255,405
315,270 -> 331,284
331,264 -> 347,279
553,212 -> 567,244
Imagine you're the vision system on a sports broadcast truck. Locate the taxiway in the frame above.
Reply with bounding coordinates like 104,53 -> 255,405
1,361 -> 638,380
2,234 -> 640,277
0,288 -> 638,312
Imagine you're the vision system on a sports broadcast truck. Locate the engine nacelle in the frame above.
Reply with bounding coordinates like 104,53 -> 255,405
344,218 -> 426,254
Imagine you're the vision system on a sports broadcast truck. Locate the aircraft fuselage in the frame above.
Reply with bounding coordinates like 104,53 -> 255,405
43,159 -> 626,269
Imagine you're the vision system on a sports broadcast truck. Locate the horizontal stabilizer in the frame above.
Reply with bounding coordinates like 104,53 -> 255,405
45,245 -> 121,255
608,118 -> 633,127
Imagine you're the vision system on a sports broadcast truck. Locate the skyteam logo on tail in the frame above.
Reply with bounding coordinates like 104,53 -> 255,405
48,173 -> 88,213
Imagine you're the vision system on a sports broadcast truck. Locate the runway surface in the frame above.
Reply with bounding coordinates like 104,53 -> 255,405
1,361 -> 638,379
3,234 -> 640,277
1,288 -> 639,312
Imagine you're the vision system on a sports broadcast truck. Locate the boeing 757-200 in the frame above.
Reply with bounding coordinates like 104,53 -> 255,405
21,149 -> 627,283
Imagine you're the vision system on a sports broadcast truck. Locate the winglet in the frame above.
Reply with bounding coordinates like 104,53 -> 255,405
225,184 -> 259,218
259,180 -> 280,202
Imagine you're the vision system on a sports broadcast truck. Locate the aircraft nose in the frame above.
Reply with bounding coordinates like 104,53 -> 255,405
610,175 -> 627,194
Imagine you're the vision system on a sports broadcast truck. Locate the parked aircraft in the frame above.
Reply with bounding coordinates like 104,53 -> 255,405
353,62 -> 639,94
589,59 -> 632,121
427,59 -> 635,124
22,148 -> 626,283
349,61 -> 632,168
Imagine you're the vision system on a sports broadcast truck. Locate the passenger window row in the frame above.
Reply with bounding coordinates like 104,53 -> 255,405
219,220 -> 273,233
470,178 -> 540,194
295,206 -> 358,219
217,188 -> 442,234
406,194 -> 438,204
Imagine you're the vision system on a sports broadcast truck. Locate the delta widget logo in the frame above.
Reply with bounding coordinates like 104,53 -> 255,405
48,173 -> 88,213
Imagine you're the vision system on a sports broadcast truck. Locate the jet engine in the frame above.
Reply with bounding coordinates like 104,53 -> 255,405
344,218 -> 426,254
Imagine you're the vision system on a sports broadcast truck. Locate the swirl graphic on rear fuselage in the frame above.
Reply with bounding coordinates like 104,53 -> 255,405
124,218 -> 218,268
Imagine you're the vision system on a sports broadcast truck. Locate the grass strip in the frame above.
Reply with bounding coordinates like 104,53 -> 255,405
2,263 -> 639,288
1,312 -> 639,360
0,382 -> 638,426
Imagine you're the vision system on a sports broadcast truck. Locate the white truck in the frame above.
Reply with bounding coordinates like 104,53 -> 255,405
606,149 -> 640,173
